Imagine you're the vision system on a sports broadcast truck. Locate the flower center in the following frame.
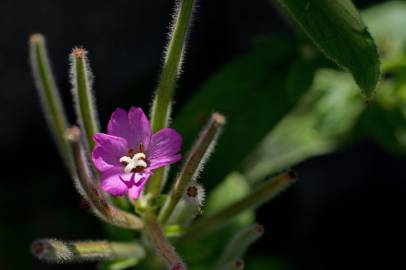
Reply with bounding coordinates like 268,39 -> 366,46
120,145 -> 147,173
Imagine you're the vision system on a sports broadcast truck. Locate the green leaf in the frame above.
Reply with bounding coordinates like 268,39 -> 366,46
277,0 -> 380,97
174,36 -> 316,190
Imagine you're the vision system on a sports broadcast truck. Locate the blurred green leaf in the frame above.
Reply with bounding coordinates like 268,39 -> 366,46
178,172 -> 254,269
206,172 -> 254,226
277,0 -> 380,97
353,80 -> 406,154
174,36 -> 316,190
362,1 -> 406,59
246,69 -> 364,181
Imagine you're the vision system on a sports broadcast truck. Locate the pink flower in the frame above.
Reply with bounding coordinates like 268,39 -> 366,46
92,107 -> 182,199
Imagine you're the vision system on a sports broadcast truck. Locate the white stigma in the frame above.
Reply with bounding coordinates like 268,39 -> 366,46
120,153 -> 147,173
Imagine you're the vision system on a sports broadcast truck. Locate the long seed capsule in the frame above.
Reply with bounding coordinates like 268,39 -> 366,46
159,113 -> 225,224
183,170 -> 297,240
70,47 -> 99,152
29,34 -> 74,175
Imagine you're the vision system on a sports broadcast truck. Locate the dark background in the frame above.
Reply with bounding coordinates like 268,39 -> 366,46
0,0 -> 404,269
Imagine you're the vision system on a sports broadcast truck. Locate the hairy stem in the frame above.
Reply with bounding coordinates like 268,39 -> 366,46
148,0 -> 196,196
144,211 -> 186,270
29,34 -> 74,174
70,48 -> 99,151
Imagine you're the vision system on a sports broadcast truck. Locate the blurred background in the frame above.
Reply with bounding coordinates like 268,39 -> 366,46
0,0 -> 404,269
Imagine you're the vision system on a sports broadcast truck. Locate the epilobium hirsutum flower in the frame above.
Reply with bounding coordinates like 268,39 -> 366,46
92,107 -> 182,199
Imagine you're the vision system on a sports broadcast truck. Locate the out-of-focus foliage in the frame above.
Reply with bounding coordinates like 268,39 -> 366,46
245,1 -> 406,181
246,69 -> 363,181
178,172 -> 254,270
206,172 -> 254,226
277,0 -> 381,97
170,3 -> 405,268
355,1 -> 406,154
174,36 -> 317,190
362,1 -> 406,60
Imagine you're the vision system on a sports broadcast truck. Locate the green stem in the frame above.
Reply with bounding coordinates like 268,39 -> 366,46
144,211 -> 185,270
32,239 -> 145,263
148,0 -> 196,196
70,48 -> 99,151
159,113 -> 225,224
150,0 -> 195,132
29,34 -> 74,174
214,224 -> 263,268
67,127 -> 144,230
182,171 -> 297,241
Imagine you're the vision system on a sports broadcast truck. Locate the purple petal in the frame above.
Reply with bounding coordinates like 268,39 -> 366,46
107,107 -> 151,149
92,133 -> 129,172
147,128 -> 182,169
107,108 -> 131,140
128,107 -> 152,149
100,168 -> 129,196
128,172 -> 151,199
148,154 -> 182,170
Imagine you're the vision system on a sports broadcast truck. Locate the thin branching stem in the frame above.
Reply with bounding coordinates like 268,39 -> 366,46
182,171 -> 297,241
213,224 -> 264,269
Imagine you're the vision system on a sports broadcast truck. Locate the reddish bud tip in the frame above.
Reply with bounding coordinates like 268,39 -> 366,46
235,259 -> 245,269
79,198 -> 91,211
71,47 -> 86,59
172,263 -> 184,270
32,241 -> 47,255
30,33 -> 44,45
66,126 -> 80,142
212,112 -> 226,125
255,224 -> 264,235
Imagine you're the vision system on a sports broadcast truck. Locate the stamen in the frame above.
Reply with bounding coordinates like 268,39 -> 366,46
133,153 -> 146,161
119,156 -> 133,164
120,152 -> 147,173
